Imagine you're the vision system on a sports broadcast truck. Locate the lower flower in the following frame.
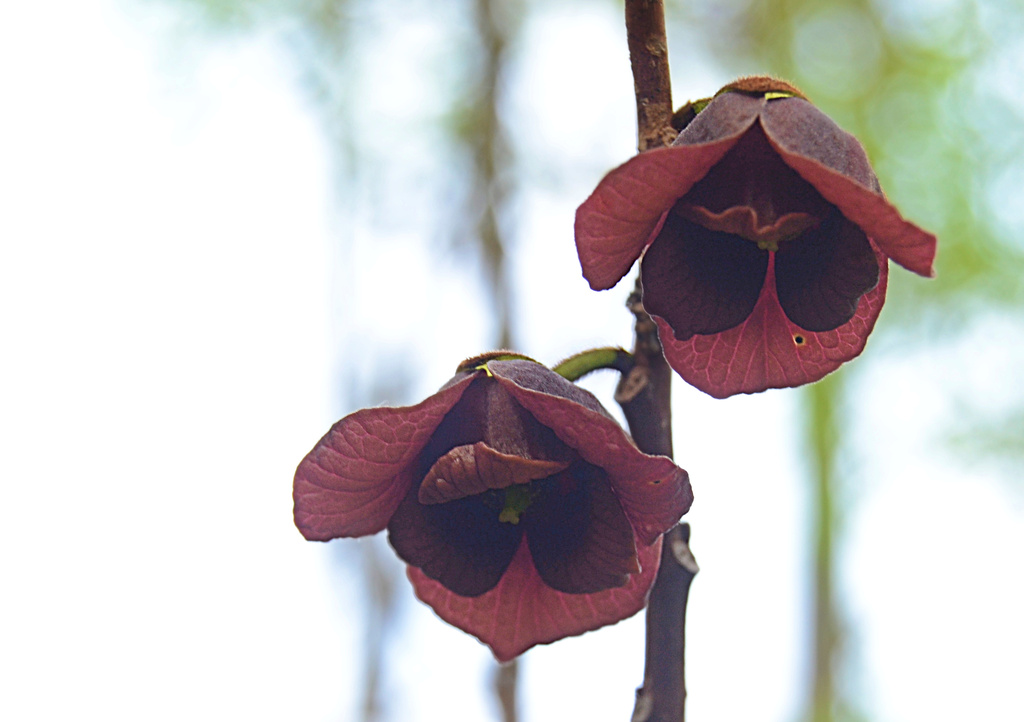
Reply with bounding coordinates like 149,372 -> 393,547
293,353 -> 692,660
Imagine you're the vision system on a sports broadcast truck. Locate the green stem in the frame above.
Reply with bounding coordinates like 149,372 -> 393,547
552,347 -> 632,382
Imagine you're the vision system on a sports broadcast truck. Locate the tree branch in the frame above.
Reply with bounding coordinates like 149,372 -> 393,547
614,277 -> 697,722
620,5 -> 692,718
632,524 -> 698,722
615,279 -> 673,458
624,0 -> 676,151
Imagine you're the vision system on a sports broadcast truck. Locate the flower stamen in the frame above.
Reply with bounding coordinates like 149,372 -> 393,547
498,484 -> 535,525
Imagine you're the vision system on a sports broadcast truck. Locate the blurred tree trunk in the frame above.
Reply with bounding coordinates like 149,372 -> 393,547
470,0 -> 518,718
805,375 -> 844,722
469,0 -> 515,352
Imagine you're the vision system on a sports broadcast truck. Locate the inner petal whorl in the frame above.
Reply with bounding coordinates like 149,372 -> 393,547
418,442 -> 570,505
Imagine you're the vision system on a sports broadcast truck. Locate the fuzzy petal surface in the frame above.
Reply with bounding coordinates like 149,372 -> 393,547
293,374 -> 476,540
408,534 -> 663,661
485,359 -> 610,416
489,361 -> 692,545
761,99 -> 937,277
658,247 -> 889,398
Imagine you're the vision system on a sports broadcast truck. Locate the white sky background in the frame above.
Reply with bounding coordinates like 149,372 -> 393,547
1,1 -> 1022,721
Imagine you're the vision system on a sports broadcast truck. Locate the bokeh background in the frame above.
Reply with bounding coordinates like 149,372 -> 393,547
3,0 -> 1023,720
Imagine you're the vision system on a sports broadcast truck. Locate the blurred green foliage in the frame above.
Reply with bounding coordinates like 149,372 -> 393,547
671,3 -> 1024,719
677,0 -> 1024,478
673,0 -> 1024,324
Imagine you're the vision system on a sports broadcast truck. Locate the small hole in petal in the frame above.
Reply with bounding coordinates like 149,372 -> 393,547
794,334 -> 806,345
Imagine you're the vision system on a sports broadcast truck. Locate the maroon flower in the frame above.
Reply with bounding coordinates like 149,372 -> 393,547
575,77 -> 937,398
293,353 -> 692,661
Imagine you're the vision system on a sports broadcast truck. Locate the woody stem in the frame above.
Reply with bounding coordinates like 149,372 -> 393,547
621,4 -> 693,718
616,277 -> 696,722
625,0 -> 676,151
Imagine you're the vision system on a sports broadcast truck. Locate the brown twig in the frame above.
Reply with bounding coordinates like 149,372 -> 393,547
624,0 -> 677,151
632,524 -> 699,722
615,279 -> 673,458
619,6 -> 692,713
615,278 -> 697,722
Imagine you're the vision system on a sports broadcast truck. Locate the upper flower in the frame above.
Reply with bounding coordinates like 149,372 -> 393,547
575,76 -> 937,398
293,353 -> 692,661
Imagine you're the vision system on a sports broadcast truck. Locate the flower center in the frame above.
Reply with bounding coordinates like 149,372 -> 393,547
497,484 -> 536,525
677,122 -> 832,250
677,203 -> 818,252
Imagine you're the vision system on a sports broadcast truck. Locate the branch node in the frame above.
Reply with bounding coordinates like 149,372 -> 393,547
615,365 -> 650,404
669,523 -> 699,574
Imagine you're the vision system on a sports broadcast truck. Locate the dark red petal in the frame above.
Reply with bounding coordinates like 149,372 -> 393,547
523,466 -> 639,594
761,98 -> 937,277
293,374 -> 477,541
418,442 -> 570,505
774,210 -> 880,331
407,533 -> 664,661
640,210 -> 769,339
387,485 -> 522,598
658,247 -> 889,398
493,373 -> 693,545
573,93 -> 762,291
